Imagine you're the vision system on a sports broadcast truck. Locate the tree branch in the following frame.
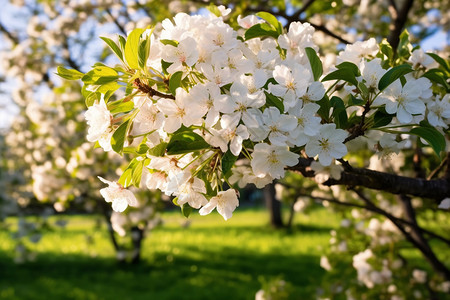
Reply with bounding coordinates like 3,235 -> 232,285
0,22 -> 19,45
288,157 -> 450,202
134,78 -> 175,99
106,8 -> 127,36
388,0 -> 414,50
243,2 -> 351,45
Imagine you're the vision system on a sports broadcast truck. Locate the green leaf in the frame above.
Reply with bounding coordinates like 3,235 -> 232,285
397,30 -> 412,59
82,66 -> 118,85
207,3 -> 221,17
84,91 -> 101,107
371,109 -> 393,128
118,168 -> 133,188
160,39 -> 179,47
181,203 -> 193,218
348,94 -> 365,106
56,66 -> 84,80
264,92 -> 284,113
336,62 -> 360,76
322,68 -> 358,86
161,60 -> 172,75
109,101 -> 134,114
305,47 -> 323,81
148,142 -> 168,157
222,150 -> 237,178
316,96 -> 331,122
409,123 -> 446,158
426,53 -> 450,73
330,96 -> 348,129
378,64 -> 413,91
357,82 -> 369,99
100,36 -> 124,63
118,35 -> 126,51
256,12 -> 283,34
379,39 -> 393,62
169,71 -> 183,95
96,81 -> 121,94
138,35 -> 151,69
166,131 -> 210,155
137,142 -> 149,155
132,159 -> 144,188
124,28 -> 145,69
112,120 -> 130,154
245,23 -> 279,41
422,69 -> 450,91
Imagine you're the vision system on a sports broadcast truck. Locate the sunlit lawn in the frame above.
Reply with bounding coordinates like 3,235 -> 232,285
0,207 -> 340,299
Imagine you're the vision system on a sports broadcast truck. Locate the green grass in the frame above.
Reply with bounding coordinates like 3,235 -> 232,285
0,208 -> 340,300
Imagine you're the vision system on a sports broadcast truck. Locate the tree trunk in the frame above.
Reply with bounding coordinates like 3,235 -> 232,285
130,226 -> 144,264
286,200 -> 296,229
264,183 -> 284,228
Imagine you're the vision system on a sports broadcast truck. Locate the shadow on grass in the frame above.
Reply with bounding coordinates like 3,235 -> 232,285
0,247 -> 324,300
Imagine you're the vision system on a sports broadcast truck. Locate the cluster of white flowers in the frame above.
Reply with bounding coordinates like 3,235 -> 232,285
80,7 -> 449,225
84,9 -> 355,219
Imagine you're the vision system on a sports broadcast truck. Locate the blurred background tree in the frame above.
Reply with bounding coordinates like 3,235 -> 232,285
0,0 -> 448,299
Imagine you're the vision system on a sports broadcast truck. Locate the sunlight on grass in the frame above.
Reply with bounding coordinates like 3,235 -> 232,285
0,207 -> 340,299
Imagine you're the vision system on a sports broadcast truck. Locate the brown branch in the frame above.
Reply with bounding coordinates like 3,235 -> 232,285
105,8 -> 127,36
288,157 -> 450,202
399,195 -> 450,281
134,78 -> 175,99
344,100 -> 371,143
290,0 -> 316,20
242,2 -> 351,45
388,0 -> 414,50
280,184 -> 450,245
428,155 -> 448,180
0,22 -> 19,45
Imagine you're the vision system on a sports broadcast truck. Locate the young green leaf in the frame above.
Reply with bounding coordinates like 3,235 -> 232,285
264,92 -> 284,113
124,28 -> 145,69
169,71 -> 183,95
112,120 -> 130,154
118,168 -> 133,188
166,131 -> 210,155
426,53 -> 450,73
357,82 -> 369,99
132,159 -> 144,188
397,30 -> 412,59
378,64 -> 413,91
222,150 -> 238,178
322,68 -> 358,86
100,36 -> 124,63
148,142 -> 168,157
409,123 -> 446,158
245,23 -> 279,40
305,47 -> 323,81
109,101 -> 134,114
56,66 -> 84,80
181,203 -> 193,218
138,36 -> 151,69
160,39 -> 179,47
330,96 -> 348,129
256,12 -> 283,34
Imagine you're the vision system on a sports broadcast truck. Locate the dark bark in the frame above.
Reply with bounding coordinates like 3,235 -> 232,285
288,157 -> 450,203
388,0 -> 414,50
264,183 -> 284,228
286,200 -> 296,229
130,226 -> 145,264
